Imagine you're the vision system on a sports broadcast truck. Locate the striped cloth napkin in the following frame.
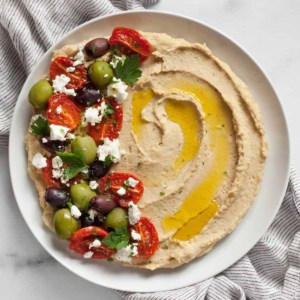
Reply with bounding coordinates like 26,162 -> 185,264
1,1 -> 299,299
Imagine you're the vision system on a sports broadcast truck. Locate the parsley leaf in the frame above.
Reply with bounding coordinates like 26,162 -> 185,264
102,226 -> 130,250
103,155 -> 115,167
114,55 -> 142,84
103,104 -> 114,117
56,150 -> 87,179
31,116 -> 50,136
104,178 -> 111,191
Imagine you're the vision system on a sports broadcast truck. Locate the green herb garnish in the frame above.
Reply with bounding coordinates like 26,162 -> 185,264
104,178 -> 111,191
160,191 -> 165,197
114,55 -> 142,84
31,116 -> 50,136
103,104 -> 114,117
103,155 -> 115,167
102,226 -> 129,250
56,149 -> 87,179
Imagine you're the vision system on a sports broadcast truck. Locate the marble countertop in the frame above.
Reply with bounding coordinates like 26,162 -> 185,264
1,0 -> 300,299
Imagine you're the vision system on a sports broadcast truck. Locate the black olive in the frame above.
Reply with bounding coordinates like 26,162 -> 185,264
88,160 -> 111,179
91,195 -> 117,214
84,38 -> 110,59
39,136 -> 68,154
45,187 -> 68,208
75,87 -> 103,107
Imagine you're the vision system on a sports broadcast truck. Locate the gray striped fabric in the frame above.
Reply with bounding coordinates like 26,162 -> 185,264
0,0 -> 158,147
1,1 -> 299,299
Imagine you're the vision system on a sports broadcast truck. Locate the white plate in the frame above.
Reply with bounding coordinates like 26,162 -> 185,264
9,11 -> 290,292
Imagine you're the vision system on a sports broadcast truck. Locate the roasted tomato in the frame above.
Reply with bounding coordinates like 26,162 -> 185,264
88,98 -> 123,142
46,93 -> 81,130
42,157 -> 61,188
109,27 -> 153,61
131,217 -> 159,259
49,56 -> 87,90
69,226 -> 115,259
98,173 -> 144,208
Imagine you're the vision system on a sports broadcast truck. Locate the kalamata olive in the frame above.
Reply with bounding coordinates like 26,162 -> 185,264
75,87 -> 102,107
39,136 -> 68,153
89,160 -> 111,179
45,187 -> 68,207
96,213 -> 106,224
91,195 -> 117,214
84,38 -> 110,58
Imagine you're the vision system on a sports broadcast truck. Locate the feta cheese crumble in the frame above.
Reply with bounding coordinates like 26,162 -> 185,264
89,239 -> 101,249
56,105 -> 62,115
52,74 -> 76,96
117,186 -> 126,196
32,153 -> 47,169
125,177 -> 139,188
89,180 -> 98,190
66,133 -> 75,140
70,205 -> 82,219
73,60 -> 83,66
83,107 -> 103,126
52,156 -> 63,169
49,124 -> 69,141
128,201 -> 141,225
114,244 -> 138,263
131,229 -> 141,241
97,138 -> 120,163
107,77 -> 128,102
87,209 -> 98,222
110,55 -> 126,68
73,45 -> 84,61
66,66 -> 75,72
83,251 -> 94,259
41,137 -> 48,143
52,168 -> 63,179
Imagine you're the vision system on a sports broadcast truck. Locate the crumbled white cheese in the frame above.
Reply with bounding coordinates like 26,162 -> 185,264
74,45 -> 84,61
66,66 -> 75,72
110,55 -> 126,68
81,168 -> 89,174
87,209 -> 98,222
60,175 -> 69,185
125,177 -> 139,188
30,114 -> 44,125
52,156 -> 63,169
73,60 -> 83,66
117,186 -> 126,196
89,180 -> 98,190
107,77 -> 128,102
128,201 -> 141,225
56,105 -> 62,115
97,101 -> 107,115
114,244 -> 138,263
52,74 -> 76,96
120,149 -> 126,156
52,168 -> 63,179
41,137 -> 48,143
66,133 -> 75,140
89,239 -> 101,249
32,153 -> 47,169
49,124 -> 69,141
70,205 -> 82,219
83,107 -> 103,126
83,251 -> 94,259
131,230 -> 141,241
97,138 -> 120,163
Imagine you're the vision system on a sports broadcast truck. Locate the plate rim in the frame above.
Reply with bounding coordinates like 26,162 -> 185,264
9,10 -> 290,292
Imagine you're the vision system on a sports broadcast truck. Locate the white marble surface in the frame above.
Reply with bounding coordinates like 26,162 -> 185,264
1,0 -> 300,299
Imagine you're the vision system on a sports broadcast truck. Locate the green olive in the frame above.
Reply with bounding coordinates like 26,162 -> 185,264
89,61 -> 113,89
71,135 -> 97,165
105,207 -> 128,229
28,79 -> 53,109
53,208 -> 79,239
70,183 -> 97,212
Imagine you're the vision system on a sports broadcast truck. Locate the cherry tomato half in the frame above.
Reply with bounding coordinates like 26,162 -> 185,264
69,226 -> 115,259
42,157 -> 61,188
46,94 -> 81,130
98,173 -> 144,208
131,217 -> 159,259
49,56 -> 87,90
88,98 -> 123,142
109,27 -> 153,61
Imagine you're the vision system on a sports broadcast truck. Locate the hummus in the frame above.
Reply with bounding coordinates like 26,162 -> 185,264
26,31 -> 267,270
